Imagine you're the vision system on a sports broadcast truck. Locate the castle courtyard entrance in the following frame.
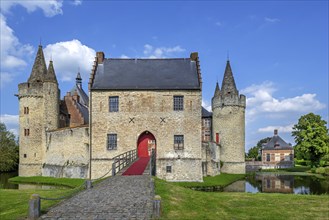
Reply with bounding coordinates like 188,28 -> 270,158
137,131 -> 156,158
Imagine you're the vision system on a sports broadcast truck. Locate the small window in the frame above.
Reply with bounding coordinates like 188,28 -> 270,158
24,129 -> 30,136
107,134 -> 117,150
174,135 -> 184,150
109,96 -> 119,112
24,107 -> 29,114
24,154 -> 27,158
266,153 -> 270,161
173,96 -> 184,111
203,118 -> 211,127
166,165 -> 172,173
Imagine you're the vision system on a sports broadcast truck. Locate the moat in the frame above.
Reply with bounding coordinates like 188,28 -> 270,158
192,173 -> 329,195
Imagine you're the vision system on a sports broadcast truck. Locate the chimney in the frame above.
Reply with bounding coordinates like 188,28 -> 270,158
96,52 -> 105,64
274,129 -> 278,136
190,52 -> 198,61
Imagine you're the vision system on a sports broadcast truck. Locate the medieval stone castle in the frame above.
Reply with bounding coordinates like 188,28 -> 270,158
17,45 -> 246,182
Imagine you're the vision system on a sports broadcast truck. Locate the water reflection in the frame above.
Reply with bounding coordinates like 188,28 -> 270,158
242,173 -> 329,195
191,173 -> 329,195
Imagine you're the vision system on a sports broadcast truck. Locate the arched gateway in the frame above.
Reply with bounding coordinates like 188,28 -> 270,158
137,131 -> 156,158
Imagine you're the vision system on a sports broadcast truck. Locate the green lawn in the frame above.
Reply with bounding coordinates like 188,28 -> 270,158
0,188 -> 75,220
9,176 -> 85,188
155,178 -> 329,220
173,173 -> 245,187
1,176 -> 86,220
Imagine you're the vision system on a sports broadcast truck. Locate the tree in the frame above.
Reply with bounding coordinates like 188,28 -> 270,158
0,122 -> 19,172
247,137 -> 271,160
292,113 -> 329,167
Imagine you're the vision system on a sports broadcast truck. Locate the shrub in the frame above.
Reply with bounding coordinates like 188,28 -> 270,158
315,167 -> 325,175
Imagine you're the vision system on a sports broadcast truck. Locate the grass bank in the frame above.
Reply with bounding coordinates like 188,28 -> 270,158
1,176 -> 86,220
174,173 -> 245,188
0,188 -> 74,220
155,178 -> 329,220
9,176 -> 85,188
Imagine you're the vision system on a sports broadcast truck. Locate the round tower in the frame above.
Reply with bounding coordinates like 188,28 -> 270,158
212,60 -> 246,174
17,45 -> 59,176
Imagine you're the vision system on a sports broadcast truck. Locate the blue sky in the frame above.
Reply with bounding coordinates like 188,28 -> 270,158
0,0 -> 328,152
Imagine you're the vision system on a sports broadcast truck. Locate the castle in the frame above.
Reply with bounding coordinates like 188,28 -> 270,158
17,45 -> 246,181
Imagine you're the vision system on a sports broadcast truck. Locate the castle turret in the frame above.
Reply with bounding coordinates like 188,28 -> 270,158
28,45 -> 47,83
212,60 -> 246,174
17,45 -> 59,176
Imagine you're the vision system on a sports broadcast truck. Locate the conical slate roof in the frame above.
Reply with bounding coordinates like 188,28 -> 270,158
214,82 -> 221,97
28,45 -> 47,83
221,60 -> 238,96
45,60 -> 58,83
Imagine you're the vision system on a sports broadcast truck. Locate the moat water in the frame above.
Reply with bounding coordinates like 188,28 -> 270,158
191,173 -> 329,195
0,171 -> 67,189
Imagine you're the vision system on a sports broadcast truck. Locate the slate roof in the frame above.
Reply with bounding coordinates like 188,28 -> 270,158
263,133 -> 292,150
91,58 -> 201,90
202,107 -> 212,118
76,102 -> 89,124
70,85 -> 89,107
221,60 -> 238,96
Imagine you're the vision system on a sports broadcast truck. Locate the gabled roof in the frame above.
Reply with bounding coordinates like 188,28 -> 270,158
91,58 -> 201,90
263,130 -> 292,150
202,107 -> 212,118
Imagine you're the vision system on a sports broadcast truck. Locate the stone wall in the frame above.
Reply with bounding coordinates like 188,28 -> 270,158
212,105 -> 246,174
90,90 -> 202,181
18,82 -> 44,176
201,142 -> 220,176
42,126 -> 89,178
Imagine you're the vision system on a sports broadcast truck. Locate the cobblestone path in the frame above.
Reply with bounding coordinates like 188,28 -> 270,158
40,175 -> 153,220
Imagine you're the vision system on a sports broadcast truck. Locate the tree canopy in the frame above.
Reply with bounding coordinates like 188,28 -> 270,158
0,122 -> 19,172
292,113 -> 329,167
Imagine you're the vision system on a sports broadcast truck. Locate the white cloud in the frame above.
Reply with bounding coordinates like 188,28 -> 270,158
258,124 -> 293,133
264,17 -> 280,23
71,0 -> 82,6
0,14 -> 34,70
43,39 -> 96,82
0,114 -> 19,137
0,0 -> 63,17
143,44 -> 185,58
120,54 -> 130,58
241,81 -> 326,120
0,72 -> 15,88
202,100 -> 212,112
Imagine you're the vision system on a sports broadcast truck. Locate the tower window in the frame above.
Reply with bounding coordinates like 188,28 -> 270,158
173,96 -> 184,111
174,135 -> 184,150
24,129 -> 30,136
24,107 -> 29,114
24,154 -> 27,158
107,134 -> 117,150
109,96 -> 119,112
166,165 -> 172,173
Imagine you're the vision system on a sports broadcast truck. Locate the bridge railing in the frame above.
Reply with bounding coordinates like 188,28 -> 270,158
112,149 -> 137,176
